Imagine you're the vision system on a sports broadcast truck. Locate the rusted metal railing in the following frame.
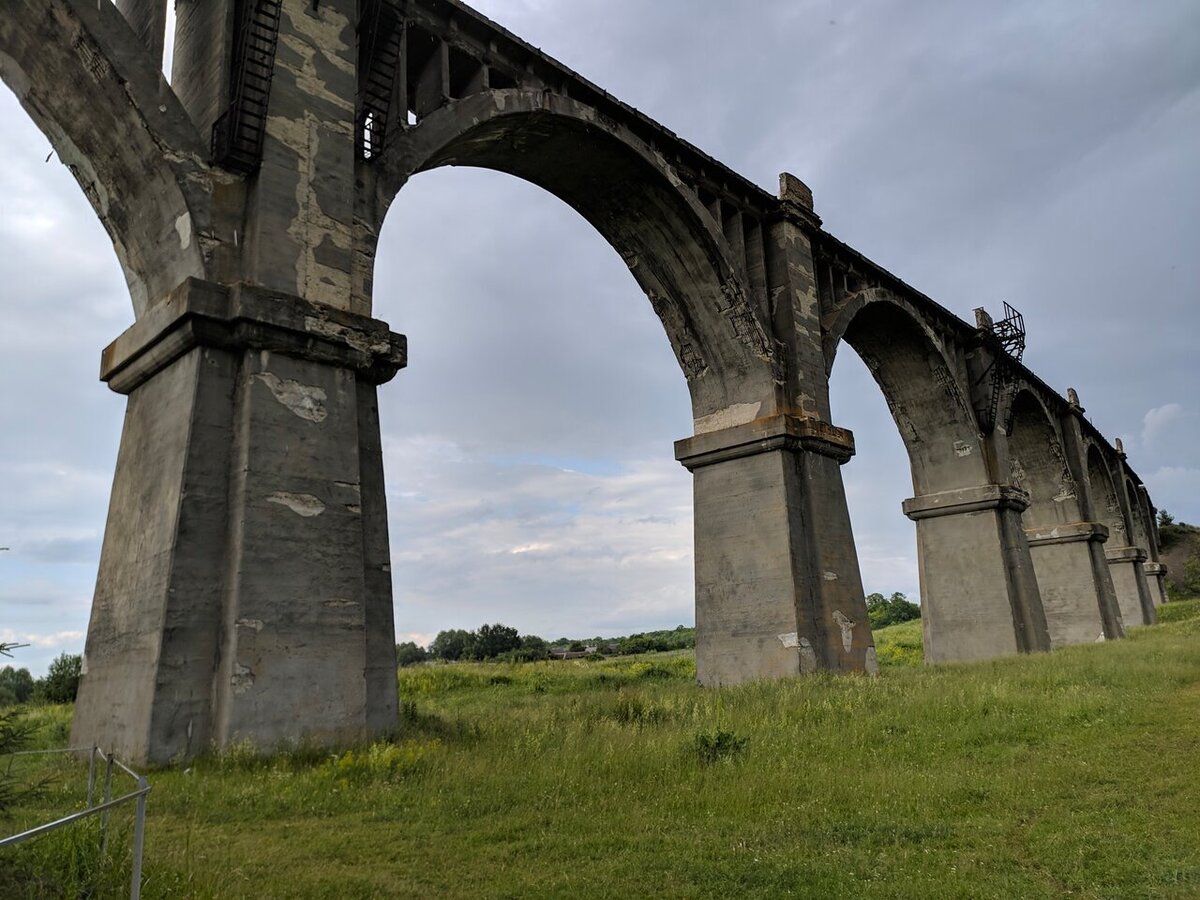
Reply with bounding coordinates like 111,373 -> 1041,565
1,746 -> 150,899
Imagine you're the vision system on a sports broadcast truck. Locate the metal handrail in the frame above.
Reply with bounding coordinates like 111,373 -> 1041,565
1,746 -> 151,899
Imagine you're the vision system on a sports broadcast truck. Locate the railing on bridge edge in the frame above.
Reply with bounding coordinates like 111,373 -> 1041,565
0,745 -> 150,899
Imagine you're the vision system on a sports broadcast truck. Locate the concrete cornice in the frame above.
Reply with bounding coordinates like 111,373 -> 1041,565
101,279 -> 407,394
674,414 -> 855,471
902,484 -> 1031,521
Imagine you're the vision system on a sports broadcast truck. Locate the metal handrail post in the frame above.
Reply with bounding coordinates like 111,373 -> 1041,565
86,745 -> 97,807
130,784 -> 148,900
1,745 -> 151,893
99,751 -> 114,858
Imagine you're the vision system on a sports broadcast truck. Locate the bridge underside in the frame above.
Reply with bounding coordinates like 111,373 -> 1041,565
0,0 -> 1166,763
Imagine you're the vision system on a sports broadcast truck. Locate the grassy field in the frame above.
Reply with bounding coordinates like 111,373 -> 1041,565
4,600 -> 1200,898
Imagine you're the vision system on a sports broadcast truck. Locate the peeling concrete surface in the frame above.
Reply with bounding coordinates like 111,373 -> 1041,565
253,372 -> 328,422
266,491 -> 326,517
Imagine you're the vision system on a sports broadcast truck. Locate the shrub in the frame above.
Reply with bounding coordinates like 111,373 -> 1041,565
0,709 -> 43,816
396,642 -> 429,668
866,592 -> 921,630
691,729 -> 749,765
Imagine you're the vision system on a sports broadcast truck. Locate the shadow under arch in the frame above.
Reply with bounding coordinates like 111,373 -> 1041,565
1008,389 -> 1080,526
374,89 -> 779,422
1087,444 -> 1127,547
1088,443 -> 1153,628
1124,475 -> 1152,552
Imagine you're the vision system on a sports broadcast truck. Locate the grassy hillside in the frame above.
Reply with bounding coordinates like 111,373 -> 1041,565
1159,522 -> 1200,597
4,601 -> 1200,898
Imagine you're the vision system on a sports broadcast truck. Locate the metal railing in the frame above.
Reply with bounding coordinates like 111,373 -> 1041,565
1,746 -> 150,899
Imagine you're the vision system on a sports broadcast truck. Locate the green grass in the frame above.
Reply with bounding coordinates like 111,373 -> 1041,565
873,618 -> 925,667
4,605 -> 1200,898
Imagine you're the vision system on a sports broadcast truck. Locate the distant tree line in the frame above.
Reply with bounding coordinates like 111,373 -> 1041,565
0,652 -> 82,708
397,624 -> 698,667
865,592 -> 921,630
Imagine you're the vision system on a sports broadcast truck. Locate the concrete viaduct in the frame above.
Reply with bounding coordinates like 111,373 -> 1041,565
0,0 -> 1171,764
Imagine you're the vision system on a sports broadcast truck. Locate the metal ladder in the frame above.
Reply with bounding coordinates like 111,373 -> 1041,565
358,0 -> 404,159
212,0 -> 285,174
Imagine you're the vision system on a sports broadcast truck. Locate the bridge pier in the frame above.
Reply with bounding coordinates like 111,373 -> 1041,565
1144,562 -> 1170,606
677,415 -> 876,684
1024,523 -> 1123,645
71,280 -> 405,764
1105,547 -> 1156,627
904,485 -> 1050,662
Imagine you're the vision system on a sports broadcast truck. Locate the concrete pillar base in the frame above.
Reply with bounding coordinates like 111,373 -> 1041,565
71,279 -> 406,765
676,415 -> 876,685
1143,562 -> 1169,607
1024,521 -> 1124,646
903,485 -> 1050,663
1105,547 -> 1157,626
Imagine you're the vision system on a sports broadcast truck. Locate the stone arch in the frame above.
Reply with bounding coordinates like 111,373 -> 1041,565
372,89 -> 779,423
1009,391 -> 1121,645
0,0 -> 212,315
1007,390 -> 1080,525
826,289 -> 985,495
1089,443 -> 1153,627
1125,475 -> 1152,551
1087,444 -> 1127,544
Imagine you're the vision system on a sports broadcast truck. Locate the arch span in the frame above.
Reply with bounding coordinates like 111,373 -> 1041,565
1009,391 -> 1121,645
1009,390 -> 1078,524
828,289 -> 1049,662
831,290 -> 985,496
374,90 -> 780,423
0,0 -> 211,315
1090,445 -> 1154,627
1125,476 -> 1152,552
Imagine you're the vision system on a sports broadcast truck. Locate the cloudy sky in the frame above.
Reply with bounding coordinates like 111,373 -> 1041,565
1,0 -> 1197,675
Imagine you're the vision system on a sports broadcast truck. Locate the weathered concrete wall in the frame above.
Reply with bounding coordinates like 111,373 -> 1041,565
1086,445 -> 1156,627
904,486 -> 1049,662
678,416 -> 875,683
1026,525 -> 1112,646
72,280 -> 405,763
1007,391 -> 1118,646
115,0 -> 167,63
70,346 -> 228,759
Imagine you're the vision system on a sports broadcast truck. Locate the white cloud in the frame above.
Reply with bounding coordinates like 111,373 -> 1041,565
1144,467 -> 1200,521
1142,403 -> 1185,451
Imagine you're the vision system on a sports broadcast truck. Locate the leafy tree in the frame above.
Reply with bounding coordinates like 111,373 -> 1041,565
395,642 -> 429,668
514,635 -> 549,661
1158,509 -> 1175,528
0,667 -> 34,706
866,592 -> 921,630
429,629 -> 475,662
34,653 -> 82,704
473,624 -> 521,660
